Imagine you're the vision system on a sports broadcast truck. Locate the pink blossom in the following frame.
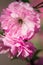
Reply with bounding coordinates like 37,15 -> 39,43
0,2 -> 40,40
0,35 -> 10,54
0,35 -> 36,59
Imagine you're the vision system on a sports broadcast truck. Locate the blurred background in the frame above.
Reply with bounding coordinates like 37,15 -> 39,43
0,0 -> 43,65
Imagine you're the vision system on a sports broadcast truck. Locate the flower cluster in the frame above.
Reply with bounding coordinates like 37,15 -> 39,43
0,36 -> 36,59
0,1 -> 40,59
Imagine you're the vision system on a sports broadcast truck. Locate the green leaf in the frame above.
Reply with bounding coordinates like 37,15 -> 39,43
32,49 -> 43,61
21,0 -> 29,2
0,30 -> 4,35
34,49 -> 42,56
32,56 -> 39,61
26,58 -> 30,62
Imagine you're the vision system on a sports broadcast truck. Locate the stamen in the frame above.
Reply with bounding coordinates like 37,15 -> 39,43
18,19 -> 23,24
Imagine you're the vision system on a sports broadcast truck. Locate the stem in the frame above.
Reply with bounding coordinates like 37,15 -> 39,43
30,60 -> 35,65
16,0 -> 21,2
33,2 -> 43,8
26,58 -> 35,65
33,2 -> 43,13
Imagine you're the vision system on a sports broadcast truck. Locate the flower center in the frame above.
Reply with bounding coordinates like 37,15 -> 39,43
18,19 -> 23,24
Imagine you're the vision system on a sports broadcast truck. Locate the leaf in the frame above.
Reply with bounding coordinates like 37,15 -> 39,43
32,56 -> 39,61
32,49 -> 43,61
0,30 -> 4,35
21,0 -> 29,2
26,58 -> 30,62
33,49 -> 42,57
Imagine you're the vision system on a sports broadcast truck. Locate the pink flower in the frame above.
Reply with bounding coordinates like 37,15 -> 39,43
0,2 -> 40,40
0,35 -> 10,54
0,35 -> 36,59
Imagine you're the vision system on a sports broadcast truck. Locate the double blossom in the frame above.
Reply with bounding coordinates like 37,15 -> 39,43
0,2 -> 40,58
